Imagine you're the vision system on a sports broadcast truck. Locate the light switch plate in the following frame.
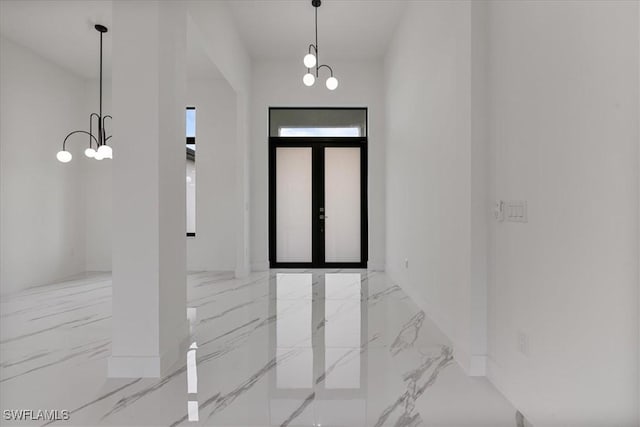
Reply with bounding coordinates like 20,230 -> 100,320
506,200 -> 527,223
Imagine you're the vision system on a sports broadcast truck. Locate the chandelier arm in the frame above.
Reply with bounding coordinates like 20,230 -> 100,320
63,130 -> 99,151
315,5 -> 319,76
317,64 -> 334,77
103,115 -> 112,145
89,113 -> 101,148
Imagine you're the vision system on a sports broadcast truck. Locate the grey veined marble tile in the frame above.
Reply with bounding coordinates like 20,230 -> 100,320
0,270 -> 516,426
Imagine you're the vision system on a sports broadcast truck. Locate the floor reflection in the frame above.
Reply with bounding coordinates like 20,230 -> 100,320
0,271 -> 517,426
186,308 -> 199,422
269,272 -> 368,426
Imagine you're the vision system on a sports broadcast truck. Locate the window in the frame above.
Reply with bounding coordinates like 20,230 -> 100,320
270,108 -> 367,138
186,107 -> 196,237
278,127 -> 361,137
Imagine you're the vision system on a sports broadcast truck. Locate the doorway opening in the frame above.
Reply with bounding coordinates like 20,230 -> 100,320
269,107 -> 368,268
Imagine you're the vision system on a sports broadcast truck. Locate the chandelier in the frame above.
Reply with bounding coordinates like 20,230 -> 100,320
57,24 -> 112,163
302,0 -> 338,90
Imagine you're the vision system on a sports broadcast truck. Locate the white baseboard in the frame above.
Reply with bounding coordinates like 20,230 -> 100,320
108,319 -> 188,378
387,270 -> 486,377
487,357 -> 535,425
468,354 -> 487,376
251,262 -> 270,272
450,341 -> 472,374
235,267 -> 250,278
367,261 -> 386,271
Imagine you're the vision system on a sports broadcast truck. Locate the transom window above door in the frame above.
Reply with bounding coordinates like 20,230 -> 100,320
270,108 -> 367,138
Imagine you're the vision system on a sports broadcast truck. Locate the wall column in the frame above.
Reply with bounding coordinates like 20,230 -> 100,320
108,0 -> 188,378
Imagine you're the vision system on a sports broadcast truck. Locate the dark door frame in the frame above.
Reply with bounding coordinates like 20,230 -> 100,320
268,108 -> 368,269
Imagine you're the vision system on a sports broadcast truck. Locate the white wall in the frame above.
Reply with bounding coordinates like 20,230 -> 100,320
486,1 -> 639,425
187,2 -> 251,276
384,1 -> 481,373
83,77 -> 239,273
470,0 -> 490,376
186,78 -> 237,271
0,36 -> 87,294
249,59 -> 386,271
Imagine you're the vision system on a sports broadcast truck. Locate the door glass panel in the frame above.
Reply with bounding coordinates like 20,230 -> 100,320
276,147 -> 312,262
324,147 -> 361,262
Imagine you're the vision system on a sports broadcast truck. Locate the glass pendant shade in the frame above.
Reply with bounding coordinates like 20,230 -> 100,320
56,150 -> 72,163
85,147 -> 96,158
97,144 -> 112,159
303,53 -> 317,68
303,73 -> 316,87
326,76 -> 338,90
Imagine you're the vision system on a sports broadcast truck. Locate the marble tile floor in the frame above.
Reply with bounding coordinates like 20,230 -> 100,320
0,271 -> 517,426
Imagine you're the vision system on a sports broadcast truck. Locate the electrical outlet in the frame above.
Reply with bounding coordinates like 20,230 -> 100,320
517,331 -> 529,356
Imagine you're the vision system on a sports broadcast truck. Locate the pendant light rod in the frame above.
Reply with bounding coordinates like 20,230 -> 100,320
99,26 -> 103,144
57,24 -> 113,163
315,3 -> 318,75
95,24 -> 107,147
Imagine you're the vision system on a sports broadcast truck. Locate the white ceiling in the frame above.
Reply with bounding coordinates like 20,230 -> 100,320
0,0 -> 113,79
227,0 -> 407,60
0,0 -> 224,80
0,0 -> 406,80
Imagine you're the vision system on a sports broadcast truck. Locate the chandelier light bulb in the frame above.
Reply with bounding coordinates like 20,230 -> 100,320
85,147 -> 96,158
303,53 -> 317,68
56,150 -> 72,163
303,73 -> 316,87
97,144 -> 112,159
326,76 -> 338,90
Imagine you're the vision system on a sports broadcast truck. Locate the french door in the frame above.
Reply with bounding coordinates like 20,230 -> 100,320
269,140 -> 368,268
